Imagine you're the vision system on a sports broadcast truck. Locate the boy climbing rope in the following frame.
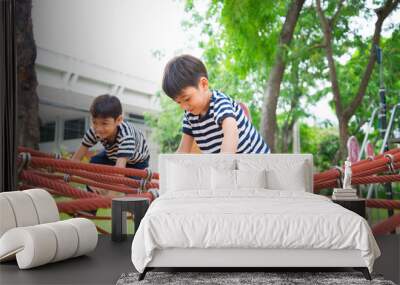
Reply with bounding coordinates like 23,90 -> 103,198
71,94 -> 150,198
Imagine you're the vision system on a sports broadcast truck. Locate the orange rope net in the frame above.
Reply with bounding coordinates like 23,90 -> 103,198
314,148 -> 400,190
314,148 -> 400,235
17,147 -> 400,235
17,147 -> 159,234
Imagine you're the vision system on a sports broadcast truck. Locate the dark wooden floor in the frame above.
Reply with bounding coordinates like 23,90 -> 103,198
0,235 -> 398,285
0,236 -> 135,285
374,234 -> 400,284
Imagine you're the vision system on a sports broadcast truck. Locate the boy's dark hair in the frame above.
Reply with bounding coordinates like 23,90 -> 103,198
90,94 -> 122,119
162,54 -> 208,99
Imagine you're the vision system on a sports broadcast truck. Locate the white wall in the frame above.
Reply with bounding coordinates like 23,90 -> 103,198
32,0 -> 191,84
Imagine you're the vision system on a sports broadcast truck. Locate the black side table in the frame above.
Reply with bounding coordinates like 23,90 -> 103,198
112,197 -> 149,242
332,198 -> 366,219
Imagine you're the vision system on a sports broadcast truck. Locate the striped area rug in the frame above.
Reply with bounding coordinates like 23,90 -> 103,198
117,271 -> 395,285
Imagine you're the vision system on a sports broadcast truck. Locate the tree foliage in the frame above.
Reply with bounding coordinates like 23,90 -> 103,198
144,93 -> 183,154
146,0 -> 400,171
315,0 -> 399,159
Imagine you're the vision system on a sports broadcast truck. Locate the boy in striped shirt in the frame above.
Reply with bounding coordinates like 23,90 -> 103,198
71,94 -> 150,197
162,55 -> 270,154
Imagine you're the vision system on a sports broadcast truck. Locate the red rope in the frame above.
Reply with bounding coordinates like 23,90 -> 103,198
95,225 -> 110,235
19,155 -> 159,180
18,146 -> 58,158
315,158 -> 400,185
18,183 -> 38,190
67,175 -> 139,194
27,168 -> 157,195
352,164 -> 398,178
352,174 -> 400,185
314,168 -> 341,183
372,213 -> 400,235
127,192 -> 154,201
366,199 -> 400,209
55,167 -> 159,189
314,148 -> 400,184
57,197 -> 112,213
25,170 -> 138,194
314,181 -> 337,192
56,192 -> 154,214
313,148 -> 400,192
314,174 -> 400,192
19,146 -> 400,234
20,170 -> 100,199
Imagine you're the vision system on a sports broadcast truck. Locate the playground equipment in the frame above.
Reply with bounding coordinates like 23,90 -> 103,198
15,146 -> 400,236
359,45 -> 400,160
314,146 -> 400,234
359,104 -> 400,161
350,46 -> 400,220
16,147 -> 159,234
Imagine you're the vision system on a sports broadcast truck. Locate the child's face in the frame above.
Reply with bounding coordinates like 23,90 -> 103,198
175,77 -> 210,115
91,115 -> 122,141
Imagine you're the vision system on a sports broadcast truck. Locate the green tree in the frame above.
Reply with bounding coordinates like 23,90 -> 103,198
185,0 -> 306,152
300,123 -> 340,171
148,0 -> 399,168
151,0 -> 328,157
347,28 -> 400,155
144,93 -> 183,153
315,0 -> 399,159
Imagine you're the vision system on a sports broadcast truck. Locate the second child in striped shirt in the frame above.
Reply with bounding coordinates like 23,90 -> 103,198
71,94 -> 150,199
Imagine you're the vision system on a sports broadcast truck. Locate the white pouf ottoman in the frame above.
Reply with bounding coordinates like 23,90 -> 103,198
0,189 -> 98,269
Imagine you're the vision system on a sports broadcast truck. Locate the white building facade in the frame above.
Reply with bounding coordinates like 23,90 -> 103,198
31,0 -> 173,170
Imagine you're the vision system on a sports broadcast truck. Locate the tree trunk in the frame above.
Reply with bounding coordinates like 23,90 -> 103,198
260,0 -> 305,152
315,0 -> 346,158
15,0 -> 39,149
316,0 -> 399,161
281,59 -> 301,153
282,119 -> 295,153
281,120 -> 289,152
338,118 -> 349,160
262,58 -> 284,153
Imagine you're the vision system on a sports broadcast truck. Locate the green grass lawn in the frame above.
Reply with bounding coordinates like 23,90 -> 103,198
320,183 -> 400,226
362,183 -> 400,226
60,208 -> 135,234
369,208 -> 400,225
55,195 -> 134,235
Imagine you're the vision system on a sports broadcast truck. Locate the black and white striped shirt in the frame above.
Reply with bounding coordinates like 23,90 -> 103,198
82,121 -> 150,164
182,90 -> 270,154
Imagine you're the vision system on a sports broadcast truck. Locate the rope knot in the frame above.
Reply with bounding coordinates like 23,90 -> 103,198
63,174 -> 71,183
17,152 -> 32,175
334,166 -> 343,188
147,188 -> 160,199
139,168 -> 153,193
384,154 -> 396,174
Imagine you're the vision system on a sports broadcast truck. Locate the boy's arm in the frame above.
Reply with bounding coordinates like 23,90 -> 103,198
176,133 -> 194,153
115,157 -> 128,168
220,117 -> 238,153
71,145 -> 89,161
116,138 -> 133,170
